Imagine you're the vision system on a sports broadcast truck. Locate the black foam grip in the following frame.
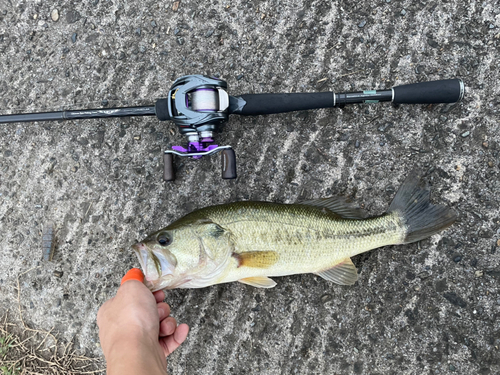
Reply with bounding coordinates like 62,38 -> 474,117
155,99 -> 171,121
163,153 -> 175,181
221,149 -> 237,179
392,79 -> 464,104
235,92 -> 334,115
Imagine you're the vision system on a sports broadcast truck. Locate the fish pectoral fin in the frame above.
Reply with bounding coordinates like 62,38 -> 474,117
238,276 -> 277,288
232,251 -> 279,268
298,197 -> 367,219
314,258 -> 358,285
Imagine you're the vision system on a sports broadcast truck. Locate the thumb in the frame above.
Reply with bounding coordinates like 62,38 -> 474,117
121,268 -> 144,285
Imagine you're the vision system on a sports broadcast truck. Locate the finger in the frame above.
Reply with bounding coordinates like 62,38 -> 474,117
159,316 -> 177,337
160,323 -> 189,357
157,302 -> 171,321
153,290 -> 165,303
120,268 -> 144,285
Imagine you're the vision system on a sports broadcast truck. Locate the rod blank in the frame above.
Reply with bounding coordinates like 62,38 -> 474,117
0,106 -> 156,124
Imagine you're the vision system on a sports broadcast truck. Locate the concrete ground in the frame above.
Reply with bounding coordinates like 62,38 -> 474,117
0,0 -> 499,373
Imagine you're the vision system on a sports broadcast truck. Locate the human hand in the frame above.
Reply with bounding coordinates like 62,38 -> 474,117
97,269 -> 189,375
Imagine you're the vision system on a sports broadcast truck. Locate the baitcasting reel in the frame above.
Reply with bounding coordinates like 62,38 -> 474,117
0,74 -> 464,181
154,75 -> 236,181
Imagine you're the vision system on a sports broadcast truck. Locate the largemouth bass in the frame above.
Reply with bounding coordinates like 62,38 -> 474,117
133,171 -> 456,291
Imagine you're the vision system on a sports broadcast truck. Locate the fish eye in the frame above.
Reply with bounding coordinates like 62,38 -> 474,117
157,232 -> 172,246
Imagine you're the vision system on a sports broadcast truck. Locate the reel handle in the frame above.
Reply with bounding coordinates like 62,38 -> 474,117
392,79 -> 464,104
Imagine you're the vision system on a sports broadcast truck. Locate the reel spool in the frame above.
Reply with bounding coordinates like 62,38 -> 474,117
189,88 -> 219,112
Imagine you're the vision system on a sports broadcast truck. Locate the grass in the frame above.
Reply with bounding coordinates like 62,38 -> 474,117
0,268 -> 104,375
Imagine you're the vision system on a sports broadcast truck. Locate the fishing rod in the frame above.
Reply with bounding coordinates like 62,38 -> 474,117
0,75 -> 464,181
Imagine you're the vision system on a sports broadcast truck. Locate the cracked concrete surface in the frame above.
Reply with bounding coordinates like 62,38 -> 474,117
0,0 -> 499,374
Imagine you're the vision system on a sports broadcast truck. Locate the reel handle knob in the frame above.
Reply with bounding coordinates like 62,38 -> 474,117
221,149 -> 237,179
163,153 -> 175,181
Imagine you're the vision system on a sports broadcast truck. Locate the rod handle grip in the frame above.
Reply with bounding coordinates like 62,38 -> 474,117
231,92 -> 333,115
392,79 -> 464,104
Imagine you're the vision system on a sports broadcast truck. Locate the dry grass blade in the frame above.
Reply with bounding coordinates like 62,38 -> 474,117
0,268 -> 105,375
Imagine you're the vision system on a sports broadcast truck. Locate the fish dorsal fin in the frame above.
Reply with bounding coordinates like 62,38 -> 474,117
298,197 -> 367,219
314,258 -> 358,285
232,251 -> 279,269
238,276 -> 277,288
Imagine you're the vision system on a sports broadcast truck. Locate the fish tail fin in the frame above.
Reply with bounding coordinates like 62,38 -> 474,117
388,170 -> 456,244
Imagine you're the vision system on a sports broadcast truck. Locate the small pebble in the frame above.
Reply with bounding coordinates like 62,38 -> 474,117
488,161 -> 494,168
378,123 -> 390,132
320,294 -> 333,303
497,239 -> 500,247
401,9 -> 406,16
418,271 -> 430,279
453,255 -> 462,263
51,9 -> 59,22
71,33 -> 77,43
475,270 -> 483,277
428,39 -> 439,48
482,141 -> 489,148
461,131 -> 470,138
53,270 -> 64,278
101,99 -> 109,107
135,28 -> 141,36
172,1 -> 180,11
236,74 -> 244,81
151,20 -> 157,27
355,140 -> 360,148
358,20 -> 367,28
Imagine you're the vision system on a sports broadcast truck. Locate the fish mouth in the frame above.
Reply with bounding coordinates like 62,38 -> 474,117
132,242 -> 175,283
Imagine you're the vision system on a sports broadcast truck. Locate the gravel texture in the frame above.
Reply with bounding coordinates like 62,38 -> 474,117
0,0 -> 499,374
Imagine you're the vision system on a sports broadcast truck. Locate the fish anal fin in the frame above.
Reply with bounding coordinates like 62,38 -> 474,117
299,197 -> 367,219
232,251 -> 279,269
314,258 -> 358,285
238,276 -> 277,288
